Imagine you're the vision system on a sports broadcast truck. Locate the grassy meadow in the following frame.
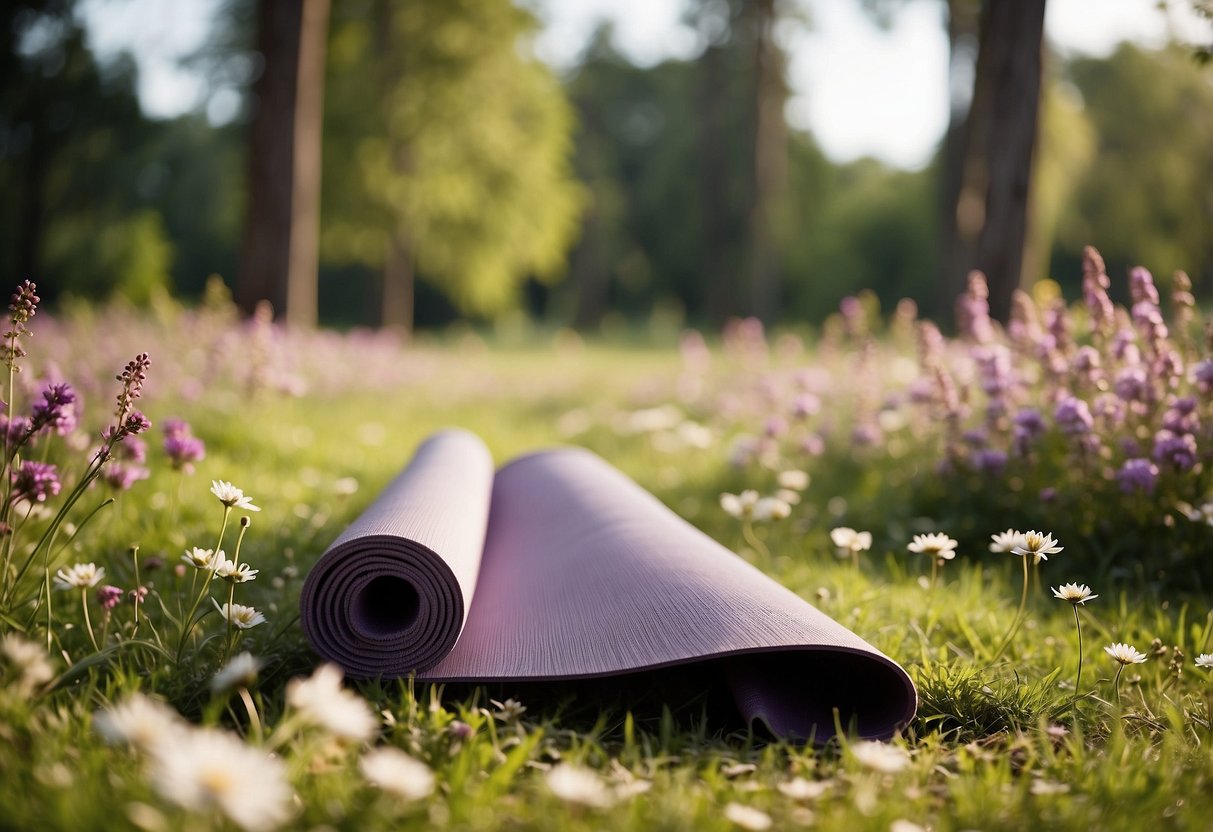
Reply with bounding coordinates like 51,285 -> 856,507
2,271 -> 1213,831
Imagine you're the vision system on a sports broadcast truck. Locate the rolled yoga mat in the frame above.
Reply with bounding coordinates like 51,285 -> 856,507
301,429 -> 917,741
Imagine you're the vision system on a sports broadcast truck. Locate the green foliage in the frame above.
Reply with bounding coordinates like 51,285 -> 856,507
321,0 -> 584,317
4,301 -> 1213,829
783,150 -> 936,319
43,208 -> 173,304
1057,44 -> 1213,293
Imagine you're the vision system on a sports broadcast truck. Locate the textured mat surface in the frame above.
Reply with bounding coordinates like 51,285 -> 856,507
301,429 -> 917,740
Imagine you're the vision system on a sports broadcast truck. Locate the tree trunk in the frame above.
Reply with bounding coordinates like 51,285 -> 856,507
743,0 -> 787,324
381,232 -> 414,335
571,193 -> 610,329
237,0 -> 330,328
945,0 -> 1046,322
699,42 -> 735,325
936,0 -> 981,320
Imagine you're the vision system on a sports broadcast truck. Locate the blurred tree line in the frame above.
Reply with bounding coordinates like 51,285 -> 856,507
0,0 -> 1210,332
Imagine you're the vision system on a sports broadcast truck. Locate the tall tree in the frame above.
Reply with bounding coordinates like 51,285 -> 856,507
743,0 -> 789,323
0,1 -> 177,303
687,0 -> 792,325
943,0 -> 1047,320
934,0 -> 981,320
321,0 -> 582,332
237,0 -> 330,327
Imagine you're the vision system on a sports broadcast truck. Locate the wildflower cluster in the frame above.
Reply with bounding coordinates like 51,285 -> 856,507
675,246 -> 1211,577
92,663 -> 434,830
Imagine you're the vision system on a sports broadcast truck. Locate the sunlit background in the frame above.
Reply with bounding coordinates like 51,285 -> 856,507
3,0 -> 1212,331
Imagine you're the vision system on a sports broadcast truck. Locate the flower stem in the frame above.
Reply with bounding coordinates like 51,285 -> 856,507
991,556 -> 1031,661
1114,663 -> 1125,706
741,520 -> 769,561
81,588 -> 98,651
238,686 -> 263,743
131,545 -> 142,633
1072,603 -> 1084,696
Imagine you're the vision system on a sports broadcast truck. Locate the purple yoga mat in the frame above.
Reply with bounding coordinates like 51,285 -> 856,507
301,429 -> 917,740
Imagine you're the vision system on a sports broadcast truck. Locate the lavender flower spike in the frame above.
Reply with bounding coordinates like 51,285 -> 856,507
10,460 -> 61,504
1116,458 -> 1159,494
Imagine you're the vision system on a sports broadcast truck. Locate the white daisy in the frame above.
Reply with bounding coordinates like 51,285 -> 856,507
546,764 -> 614,809
148,727 -> 292,830
830,527 -> 873,554
183,547 -> 218,570
1176,500 -> 1213,525
777,469 -> 810,491
212,553 -> 259,583
286,664 -> 377,741
988,529 -> 1024,553
94,693 -> 187,751
907,533 -> 958,561
1,634 -> 55,692
850,740 -> 910,774
1194,653 -> 1213,669
723,802 -> 772,831
720,490 -> 760,519
1011,530 -> 1063,564
777,777 -> 831,800
212,653 -> 264,694
212,600 -> 267,630
1104,642 -> 1148,665
1051,583 -> 1097,605
53,562 -> 104,590
360,747 -> 435,800
752,496 -> 792,522
210,480 -> 261,512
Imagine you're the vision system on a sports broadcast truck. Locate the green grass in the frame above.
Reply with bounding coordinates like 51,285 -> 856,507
3,336 -> 1213,832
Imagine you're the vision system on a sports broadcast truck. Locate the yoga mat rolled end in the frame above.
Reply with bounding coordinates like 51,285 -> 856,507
300,535 -> 465,677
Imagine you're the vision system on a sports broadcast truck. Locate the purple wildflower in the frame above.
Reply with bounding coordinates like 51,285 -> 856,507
956,271 -> 994,344
800,433 -> 825,456
1054,396 -> 1094,436
1129,266 -> 1161,306
1162,397 -> 1200,435
165,433 -> 206,473
1114,366 -> 1149,404
97,585 -> 124,611
764,416 -> 788,438
1,415 -> 31,447
10,460 -> 60,504
791,393 -> 821,419
1072,347 -> 1102,388
114,353 -> 151,419
113,435 -> 148,465
1007,290 -> 1040,351
1092,393 -> 1126,430
1012,407 -> 1046,457
851,422 -> 882,447
102,463 -> 150,492
972,448 -> 1008,475
1117,458 -> 1159,494
974,345 -> 1014,396
2,281 -> 39,370
1081,246 -> 1115,339
129,586 -> 149,602
1152,430 -> 1198,471
1194,359 -> 1213,395
30,382 -> 77,437
124,410 -> 152,436
1112,328 -> 1141,365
